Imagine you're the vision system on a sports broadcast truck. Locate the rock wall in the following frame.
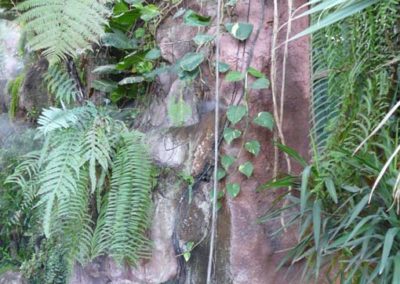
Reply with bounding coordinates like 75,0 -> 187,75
72,0 -> 310,283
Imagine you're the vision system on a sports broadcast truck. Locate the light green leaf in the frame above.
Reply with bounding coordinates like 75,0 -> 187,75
300,165 -> 312,215
227,105 -> 247,125
313,200 -> 321,250
193,34 -> 215,45
183,252 -> 191,262
92,65 -> 120,74
225,22 -> 253,41
210,188 -> 225,200
118,76 -> 145,85
183,10 -> 211,27
167,97 -> 192,126
239,162 -> 253,178
217,168 -> 226,181
179,52 -> 205,72
393,254 -> 400,284
225,71 -> 245,82
225,0 -> 237,7
223,127 -> 241,144
92,80 -> 118,93
245,140 -> 260,156
145,48 -> 161,60
140,4 -> 160,21
247,67 -> 264,78
324,178 -> 338,204
221,155 -> 235,171
226,183 -> 240,198
250,78 -> 270,90
217,61 -> 230,73
253,112 -> 274,130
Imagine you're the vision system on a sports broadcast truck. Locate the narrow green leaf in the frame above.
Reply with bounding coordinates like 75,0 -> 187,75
379,228 -> 399,274
250,78 -> 270,90
225,22 -> 253,41
226,183 -> 241,198
183,10 -> 211,27
227,105 -> 247,125
118,76 -> 144,85
275,142 -> 308,167
253,112 -> 274,130
92,80 -> 118,93
345,194 -> 369,228
225,71 -> 245,82
300,165 -> 312,215
257,175 -> 295,191
245,140 -> 261,156
239,162 -> 253,178
324,177 -> 338,204
392,254 -> 400,284
92,65 -> 120,74
179,52 -> 205,72
313,200 -> 322,250
223,128 -> 241,144
221,155 -> 235,171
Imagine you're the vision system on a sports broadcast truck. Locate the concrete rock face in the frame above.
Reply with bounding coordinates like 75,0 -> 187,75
72,0 -> 310,283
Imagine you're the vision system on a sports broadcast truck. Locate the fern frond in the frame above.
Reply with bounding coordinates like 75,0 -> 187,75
17,0 -> 109,64
45,64 -> 79,104
101,133 -> 152,264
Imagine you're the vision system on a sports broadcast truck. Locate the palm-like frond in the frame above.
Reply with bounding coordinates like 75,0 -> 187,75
17,0 -> 109,63
45,64 -> 79,104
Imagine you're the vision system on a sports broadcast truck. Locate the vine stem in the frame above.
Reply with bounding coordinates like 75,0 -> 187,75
206,0 -> 222,281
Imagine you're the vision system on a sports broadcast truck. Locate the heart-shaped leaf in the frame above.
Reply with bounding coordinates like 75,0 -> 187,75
140,4 -> 160,21
245,140 -> 261,156
225,22 -> 253,41
184,10 -> 211,26
210,189 -> 225,200
239,162 -> 254,178
225,71 -> 244,82
221,155 -> 235,171
193,34 -> 215,45
217,168 -> 226,180
226,183 -> 241,198
223,127 -> 241,144
227,105 -> 247,125
250,78 -> 270,90
247,67 -> 264,78
145,48 -> 161,60
217,61 -> 230,73
179,52 -> 205,72
253,112 -> 274,130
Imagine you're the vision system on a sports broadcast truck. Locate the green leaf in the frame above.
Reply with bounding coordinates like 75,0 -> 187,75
140,4 -> 160,21
225,0 -> 237,6
313,200 -> 322,250
250,78 -> 270,90
167,97 -> 192,126
193,34 -> 215,45
393,254 -> 400,284
275,142 -> 308,168
226,183 -> 240,198
253,112 -> 274,130
217,61 -> 230,73
92,80 -> 118,93
217,168 -> 226,181
179,52 -> 205,72
223,128 -> 241,144
221,155 -> 235,171
379,228 -> 399,274
245,140 -> 260,156
225,71 -> 245,82
183,10 -> 211,27
300,165 -> 312,215
257,175 -> 295,191
102,31 -> 137,49
225,22 -> 253,41
183,252 -> 191,262
345,194 -> 369,228
118,76 -> 145,85
92,65 -> 120,74
324,178 -> 338,204
145,48 -> 161,60
239,162 -> 253,178
210,188 -> 225,200
227,105 -> 247,125
247,67 -> 264,78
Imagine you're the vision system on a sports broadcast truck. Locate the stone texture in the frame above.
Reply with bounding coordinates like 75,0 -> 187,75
0,271 -> 27,284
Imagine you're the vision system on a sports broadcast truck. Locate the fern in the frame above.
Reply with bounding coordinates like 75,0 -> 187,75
17,0 -> 109,63
45,65 -> 79,104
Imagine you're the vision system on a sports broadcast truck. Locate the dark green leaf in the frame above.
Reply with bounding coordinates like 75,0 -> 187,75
179,52 -> 205,72
393,254 -> 400,284
250,78 -> 270,90
345,194 -> 369,228
217,61 -> 230,73
145,48 -> 161,60
217,168 -> 226,181
313,200 -> 321,250
275,142 -> 307,167
257,175 -> 295,191
102,31 -> 137,49
379,228 -> 399,274
183,10 -> 211,27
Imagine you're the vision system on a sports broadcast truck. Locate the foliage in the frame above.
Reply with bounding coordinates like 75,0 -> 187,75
17,0 -> 109,64
7,104 -> 154,273
262,1 -> 400,282
7,73 -> 24,119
